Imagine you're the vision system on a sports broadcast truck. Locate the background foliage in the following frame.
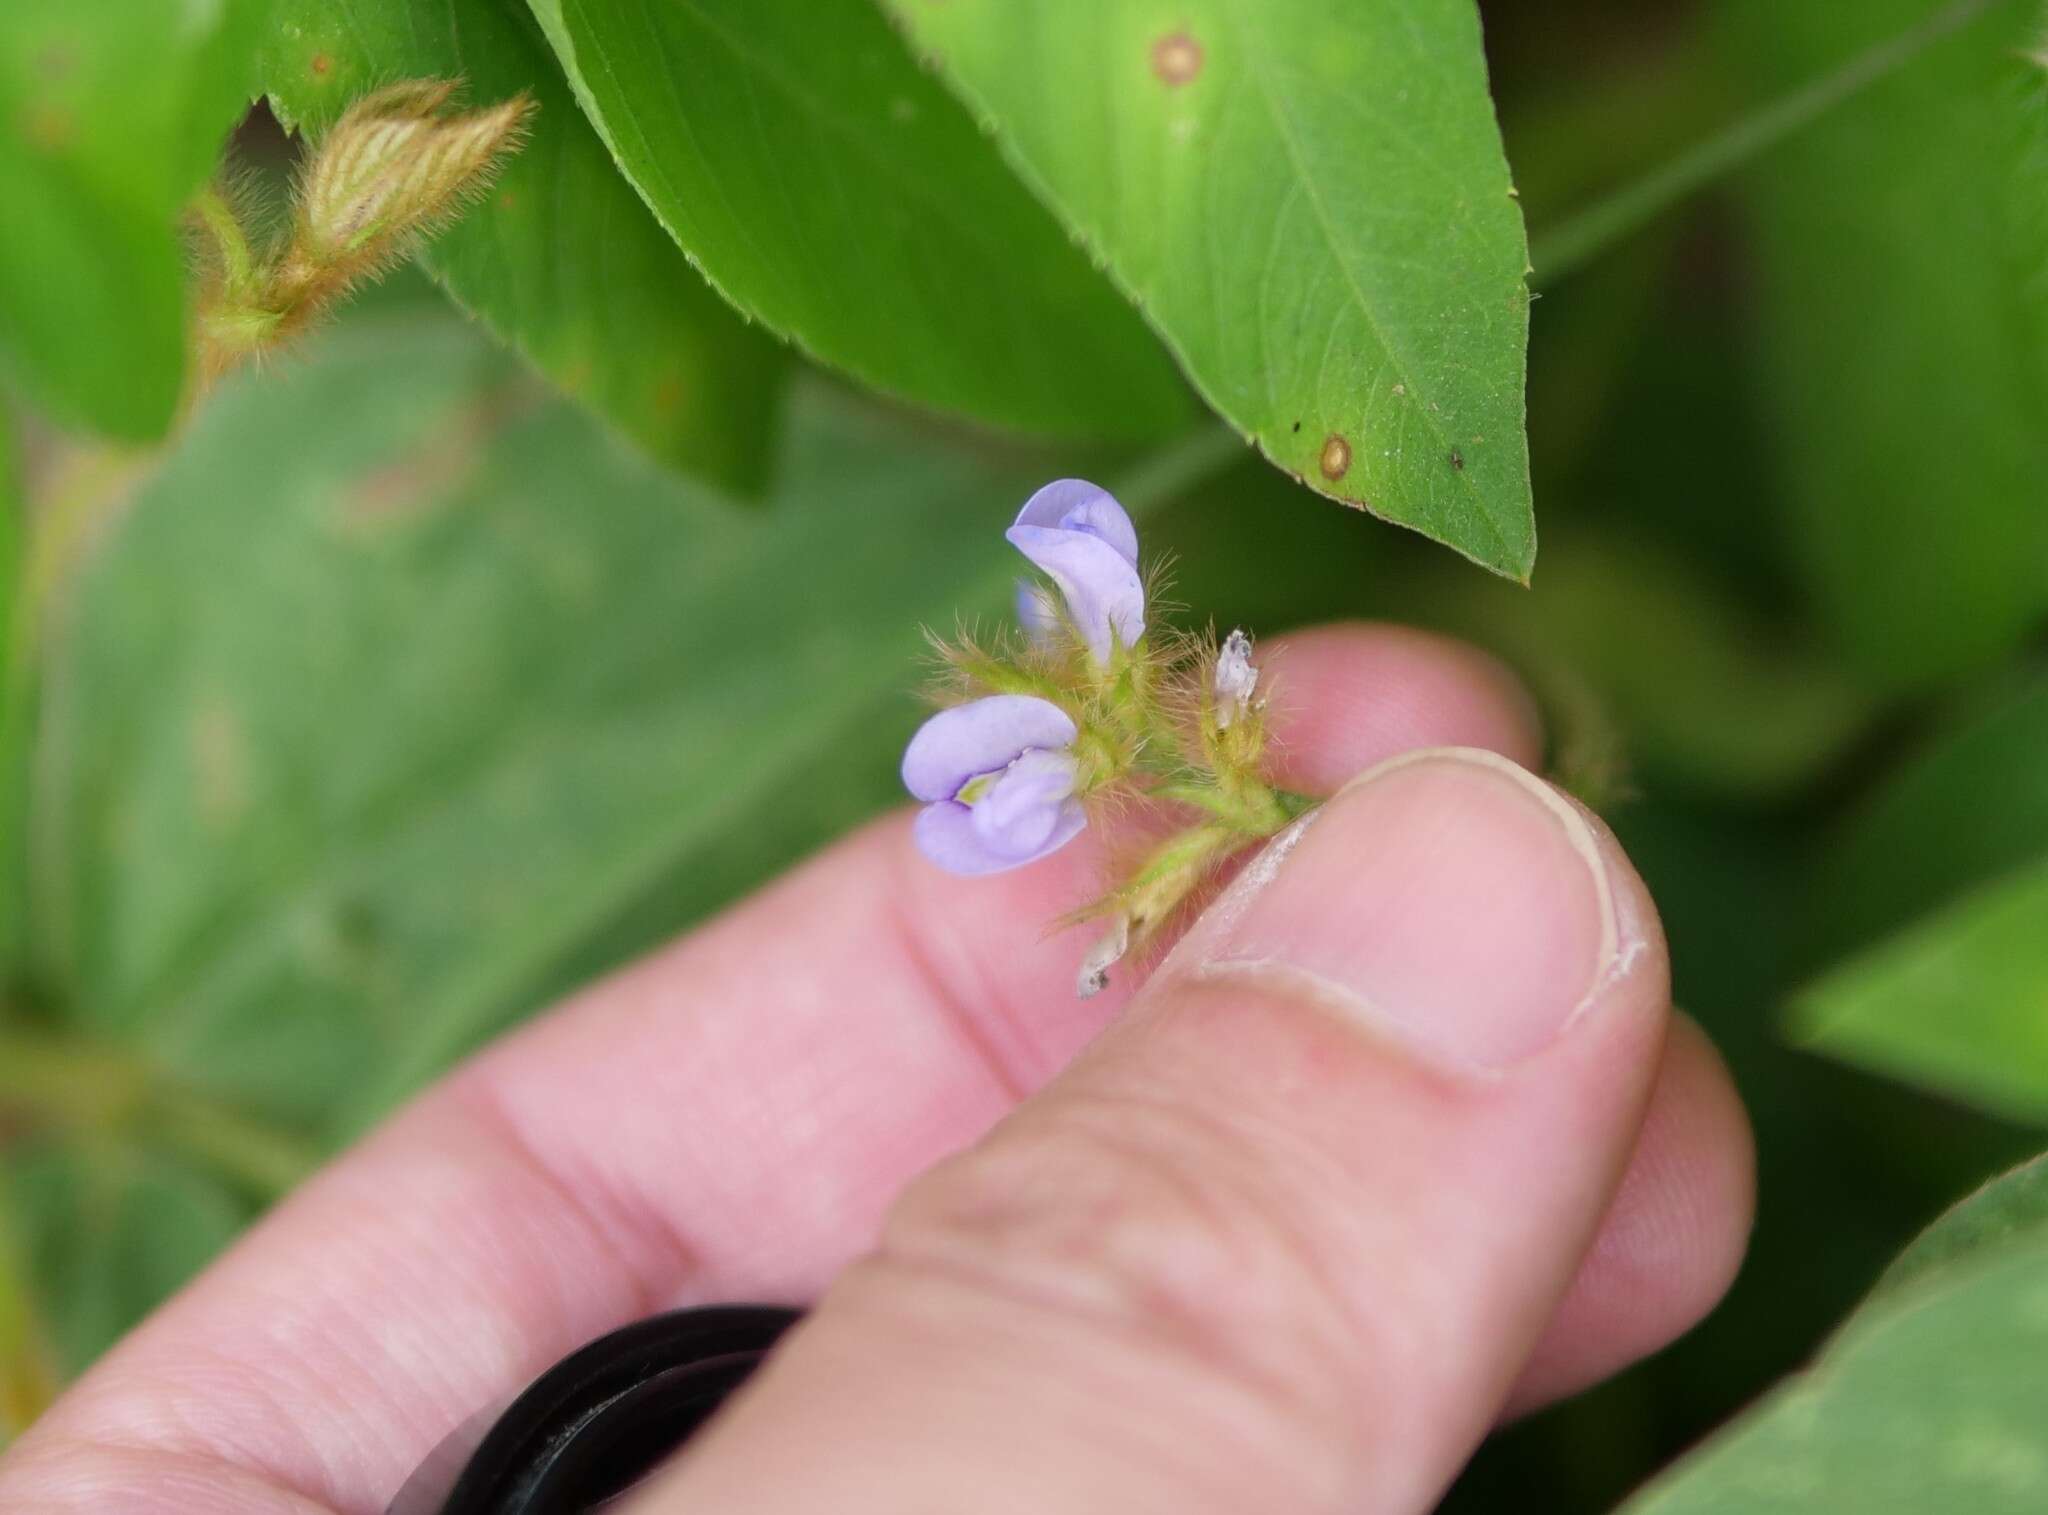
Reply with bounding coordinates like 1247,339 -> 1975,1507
3,0 -> 2048,1509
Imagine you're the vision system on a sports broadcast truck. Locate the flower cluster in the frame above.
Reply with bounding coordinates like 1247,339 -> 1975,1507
902,480 -> 1307,995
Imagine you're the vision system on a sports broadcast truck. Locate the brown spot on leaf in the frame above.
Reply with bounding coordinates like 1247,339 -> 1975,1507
1318,434 -> 1352,481
1448,448 -> 1465,471
1151,30 -> 1204,87
310,52 -> 331,78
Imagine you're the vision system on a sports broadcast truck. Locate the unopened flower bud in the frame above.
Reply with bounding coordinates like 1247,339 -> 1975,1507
192,80 -> 534,383
298,82 -> 532,267
1213,628 -> 1258,729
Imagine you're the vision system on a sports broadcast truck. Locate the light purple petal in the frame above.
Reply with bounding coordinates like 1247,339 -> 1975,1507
1012,479 -> 1139,567
1016,578 -> 1058,645
913,797 -> 1086,875
1006,525 -> 1145,662
971,749 -> 1080,857
900,694 -> 1077,803
913,802 -> 1011,875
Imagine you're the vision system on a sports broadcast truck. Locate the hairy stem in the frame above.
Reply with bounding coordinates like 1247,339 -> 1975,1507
1529,0 -> 2013,284
191,185 -> 258,299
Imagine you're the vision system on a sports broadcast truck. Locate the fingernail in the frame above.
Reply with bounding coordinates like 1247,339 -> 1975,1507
1188,748 -> 1625,1069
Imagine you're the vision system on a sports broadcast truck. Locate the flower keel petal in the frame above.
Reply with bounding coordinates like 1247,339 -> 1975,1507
972,749 -> 1082,858
913,795 -> 1085,875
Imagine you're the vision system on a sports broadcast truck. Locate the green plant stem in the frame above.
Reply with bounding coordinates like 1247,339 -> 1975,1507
190,186 -> 258,298
0,1029 -> 317,1201
1529,0 -> 2013,284
1274,787 -> 1317,820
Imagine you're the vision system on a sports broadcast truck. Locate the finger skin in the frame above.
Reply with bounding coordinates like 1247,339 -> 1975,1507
1506,1013 -> 1755,1415
0,629 -> 1747,1515
634,752 -> 1674,1515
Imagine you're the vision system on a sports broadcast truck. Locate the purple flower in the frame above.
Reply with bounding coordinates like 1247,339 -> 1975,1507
902,694 -> 1088,875
1006,480 -> 1144,662
1015,578 -> 1060,646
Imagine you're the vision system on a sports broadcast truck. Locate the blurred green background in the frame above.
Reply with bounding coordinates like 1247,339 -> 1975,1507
4,0 -> 2048,1508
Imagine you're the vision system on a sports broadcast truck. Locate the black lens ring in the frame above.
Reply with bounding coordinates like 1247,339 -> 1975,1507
387,1304 -> 801,1515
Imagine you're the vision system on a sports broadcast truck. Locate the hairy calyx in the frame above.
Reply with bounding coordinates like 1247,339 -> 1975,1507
904,480 -> 1311,997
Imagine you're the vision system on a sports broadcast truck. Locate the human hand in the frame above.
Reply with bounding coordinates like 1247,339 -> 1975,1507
0,625 -> 1753,1515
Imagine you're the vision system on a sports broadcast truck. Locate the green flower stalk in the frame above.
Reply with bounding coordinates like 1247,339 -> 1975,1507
902,481 -> 1312,997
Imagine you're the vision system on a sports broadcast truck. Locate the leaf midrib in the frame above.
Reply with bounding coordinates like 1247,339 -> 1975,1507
1217,0 -> 1513,567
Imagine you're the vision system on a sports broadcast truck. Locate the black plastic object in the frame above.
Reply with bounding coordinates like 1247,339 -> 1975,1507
386,1305 -> 802,1515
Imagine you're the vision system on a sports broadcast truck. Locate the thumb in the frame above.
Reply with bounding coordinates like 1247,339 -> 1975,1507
633,747 -> 1668,1515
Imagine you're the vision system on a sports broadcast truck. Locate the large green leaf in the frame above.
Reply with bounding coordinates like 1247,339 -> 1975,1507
0,408 -> 17,671
1620,1225 -> 2048,1513
0,1183 -> 58,1442
529,0 -> 1192,444
1792,676 -> 2048,1122
1806,676 -> 2048,967
1724,0 -> 2048,687
883,0 -> 1535,577
0,407 -> 23,980
260,0 -> 787,493
1874,1152 -> 2048,1302
28,315 -> 1223,1142
0,0 -> 258,439
2,1142 -> 246,1379
1793,859 -> 2048,1127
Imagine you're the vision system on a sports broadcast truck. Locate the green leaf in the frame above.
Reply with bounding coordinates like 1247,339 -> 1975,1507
1873,1152 -> 2048,1302
1620,1226 -> 2048,1514
28,314 -> 1217,1142
1793,859 -> 2048,1128
1794,677 -> 2048,1120
528,0 -> 1193,444
1723,0 -> 2048,687
260,0 -> 788,493
1,1141 -> 246,1378
1377,531 -> 1873,800
0,406 -> 17,672
0,1186 -> 59,1442
882,0 -> 1535,577
0,0 -> 258,439
1807,676 -> 2048,967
